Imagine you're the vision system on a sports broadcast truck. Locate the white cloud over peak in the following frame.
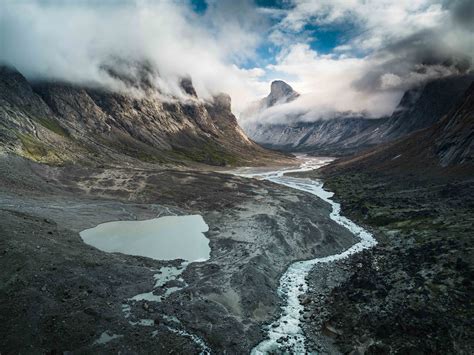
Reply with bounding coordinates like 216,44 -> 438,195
0,0 -> 267,112
247,0 -> 473,123
1,0 -> 472,121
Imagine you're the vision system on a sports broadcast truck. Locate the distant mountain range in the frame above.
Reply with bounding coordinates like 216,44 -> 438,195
242,75 -> 474,156
0,65 -> 285,167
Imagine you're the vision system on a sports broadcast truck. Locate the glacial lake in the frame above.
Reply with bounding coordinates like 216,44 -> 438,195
80,215 -> 210,262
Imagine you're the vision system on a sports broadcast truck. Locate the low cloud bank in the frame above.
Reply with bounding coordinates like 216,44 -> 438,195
0,0 -> 267,111
1,0 -> 472,121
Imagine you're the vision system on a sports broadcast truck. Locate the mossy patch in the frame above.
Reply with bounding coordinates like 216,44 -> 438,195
172,141 -> 239,166
36,117 -> 69,137
17,133 -> 63,164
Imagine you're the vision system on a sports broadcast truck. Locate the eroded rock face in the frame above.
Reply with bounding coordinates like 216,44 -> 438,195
381,74 -> 474,140
180,77 -> 198,97
435,83 -> 474,166
321,81 -> 474,176
0,65 -> 283,166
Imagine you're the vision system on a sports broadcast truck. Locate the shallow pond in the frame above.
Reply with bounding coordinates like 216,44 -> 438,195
80,215 -> 210,262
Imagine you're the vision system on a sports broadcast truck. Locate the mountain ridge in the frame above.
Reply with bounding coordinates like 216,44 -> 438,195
322,82 -> 474,177
0,65 -> 289,167
242,75 -> 474,155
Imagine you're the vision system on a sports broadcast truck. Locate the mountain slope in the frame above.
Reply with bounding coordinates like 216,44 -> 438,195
244,116 -> 388,155
323,82 -> 474,176
0,65 -> 287,166
242,75 -> 473,155
380,75 -> 474,140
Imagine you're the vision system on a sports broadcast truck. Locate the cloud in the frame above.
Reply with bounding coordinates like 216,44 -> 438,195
244,0 -> 474,124
241,43 -> 401,124
0,0 -> 268,112
0,0 -> 472,122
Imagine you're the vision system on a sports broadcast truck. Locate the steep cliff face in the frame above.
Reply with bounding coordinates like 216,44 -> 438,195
0,66 -> 76,163
265,80 -> 300,107
245,116 -> 387,155
0,65 -> 284,166
242,76 -> 473,155
240,80 -> 300,124
323,83 -> 474,177
434,83 -> 474,167
380,75 -> 474,140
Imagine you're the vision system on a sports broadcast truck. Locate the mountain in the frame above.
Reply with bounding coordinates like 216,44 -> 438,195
0,65 -> 286,167
265,80 -> 300,107
242,75 -> 474,155
373,74 -> 474,142
323,82 -> 474,176
240,80 -> 299,124
244,116 -> 388,156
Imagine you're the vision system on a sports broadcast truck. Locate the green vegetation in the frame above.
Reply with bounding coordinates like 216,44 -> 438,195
18,134 -> 49,159
172,141 -> 239,166
17,133 -> 63,164
36,117 -> 69,137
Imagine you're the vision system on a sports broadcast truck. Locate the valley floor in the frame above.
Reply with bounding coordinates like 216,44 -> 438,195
0,153 -> 357,353
2,151 -> 472,354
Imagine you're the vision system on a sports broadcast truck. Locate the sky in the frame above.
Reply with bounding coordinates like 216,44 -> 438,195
1,0 -> 473,123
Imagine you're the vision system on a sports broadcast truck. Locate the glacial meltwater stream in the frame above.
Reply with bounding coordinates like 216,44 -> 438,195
235,156 -> 377,354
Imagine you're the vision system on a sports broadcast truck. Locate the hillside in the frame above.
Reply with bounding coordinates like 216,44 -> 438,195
0,66 -> 288,167
323,82 -> 474,176
296,83 -> 474,353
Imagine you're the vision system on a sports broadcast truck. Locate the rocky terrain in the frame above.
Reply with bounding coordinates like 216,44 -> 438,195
0,151 -> 360,353
295,83 -> 474,354
1,59 -> 473,354
242,75 -> 473,156
0,65 -> 288,167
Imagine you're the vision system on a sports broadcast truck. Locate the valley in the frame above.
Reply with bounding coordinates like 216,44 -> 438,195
1,67 -> 473,354
0,153 -> 359,353
1,2 -> 473,351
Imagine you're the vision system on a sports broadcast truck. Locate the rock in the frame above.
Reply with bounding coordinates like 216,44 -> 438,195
322,322 -> 343,337
299,296 -> 311,305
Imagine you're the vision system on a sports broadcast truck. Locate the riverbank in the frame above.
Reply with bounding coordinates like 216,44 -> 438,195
297,169 -> 474,354
232,157 -> 376,353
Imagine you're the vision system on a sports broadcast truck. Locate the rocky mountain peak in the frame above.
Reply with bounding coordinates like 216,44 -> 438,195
266,80 -> 299,107
180,77 -> 198,97
211,93 -> 231,111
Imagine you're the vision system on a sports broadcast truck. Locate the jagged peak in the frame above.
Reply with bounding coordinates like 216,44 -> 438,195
266,80 -> 299,107
180,77 -> 198,98
211,93 -> 231,111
